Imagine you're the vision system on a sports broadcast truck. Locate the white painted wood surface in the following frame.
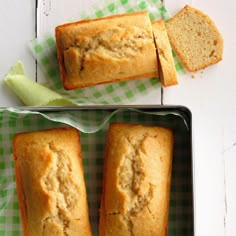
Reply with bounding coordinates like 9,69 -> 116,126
0,0 -> 36,106
0,0 -> 235,235
164,0 -> 236,235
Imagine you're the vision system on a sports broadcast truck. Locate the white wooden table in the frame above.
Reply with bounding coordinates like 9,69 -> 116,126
0,0 -> 235,235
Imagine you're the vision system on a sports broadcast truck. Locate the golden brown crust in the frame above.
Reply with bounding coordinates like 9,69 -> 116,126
166,5 -> 224,72
13,127 -> 92,236
55,11 -> 158,90
14,156 -> 29,236
152,20 -> 178,86
99,123 -> 173,236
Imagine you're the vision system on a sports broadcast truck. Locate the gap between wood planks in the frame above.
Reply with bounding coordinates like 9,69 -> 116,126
35,0 -> 38,83
222,141 -> 236,236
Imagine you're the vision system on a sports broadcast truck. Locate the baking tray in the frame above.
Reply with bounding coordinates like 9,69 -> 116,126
0,105 -> 194,235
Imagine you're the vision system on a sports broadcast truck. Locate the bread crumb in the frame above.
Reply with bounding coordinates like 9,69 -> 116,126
166,5 -> 224,72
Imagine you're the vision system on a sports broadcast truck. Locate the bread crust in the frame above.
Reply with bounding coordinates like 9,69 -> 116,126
99,123 -> 173,236
166,5 -> 224,72
13,127 -> 92,236
152,20 -> 178,86
55,12 -> 159,90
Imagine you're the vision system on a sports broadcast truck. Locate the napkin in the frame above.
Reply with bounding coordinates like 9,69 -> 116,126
4,61 -> 75,106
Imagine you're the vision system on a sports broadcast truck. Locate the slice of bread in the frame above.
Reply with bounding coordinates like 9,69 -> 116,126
166,5 -> 224,72
152,20 -> 178,86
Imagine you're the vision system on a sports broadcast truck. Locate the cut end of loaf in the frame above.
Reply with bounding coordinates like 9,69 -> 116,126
166,5 -> 224,72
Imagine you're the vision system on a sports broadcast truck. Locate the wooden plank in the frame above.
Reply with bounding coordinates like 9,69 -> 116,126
164,0 -> 236,235
0,0 -> 36,106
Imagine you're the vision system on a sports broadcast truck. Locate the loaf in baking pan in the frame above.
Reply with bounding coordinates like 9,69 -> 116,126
55,11 -> 159,90
13,127 -> 92,236
99,123 -> 174,236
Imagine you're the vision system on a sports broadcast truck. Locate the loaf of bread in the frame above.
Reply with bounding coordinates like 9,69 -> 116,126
13,127 -> 92,236
152,20 -> 178,86
55,11 -> 159,90
166,5 -> 224,72
99,123 -> 174,236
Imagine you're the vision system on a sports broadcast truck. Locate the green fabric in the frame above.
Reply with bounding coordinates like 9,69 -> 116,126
0,107 -> 193,235
4,61 -> 75,106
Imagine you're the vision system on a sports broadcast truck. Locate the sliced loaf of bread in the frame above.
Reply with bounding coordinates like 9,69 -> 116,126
166,5 -> 223,72
152,20 -> 178,86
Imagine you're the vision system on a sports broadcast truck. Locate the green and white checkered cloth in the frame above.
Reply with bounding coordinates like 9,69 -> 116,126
0,107 -> 193,235
29,0 -> 185,105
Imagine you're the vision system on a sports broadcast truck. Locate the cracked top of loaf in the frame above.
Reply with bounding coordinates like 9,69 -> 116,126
99,123 -> 174,236
55,11 -> 158,90
13,127 -> 92,236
